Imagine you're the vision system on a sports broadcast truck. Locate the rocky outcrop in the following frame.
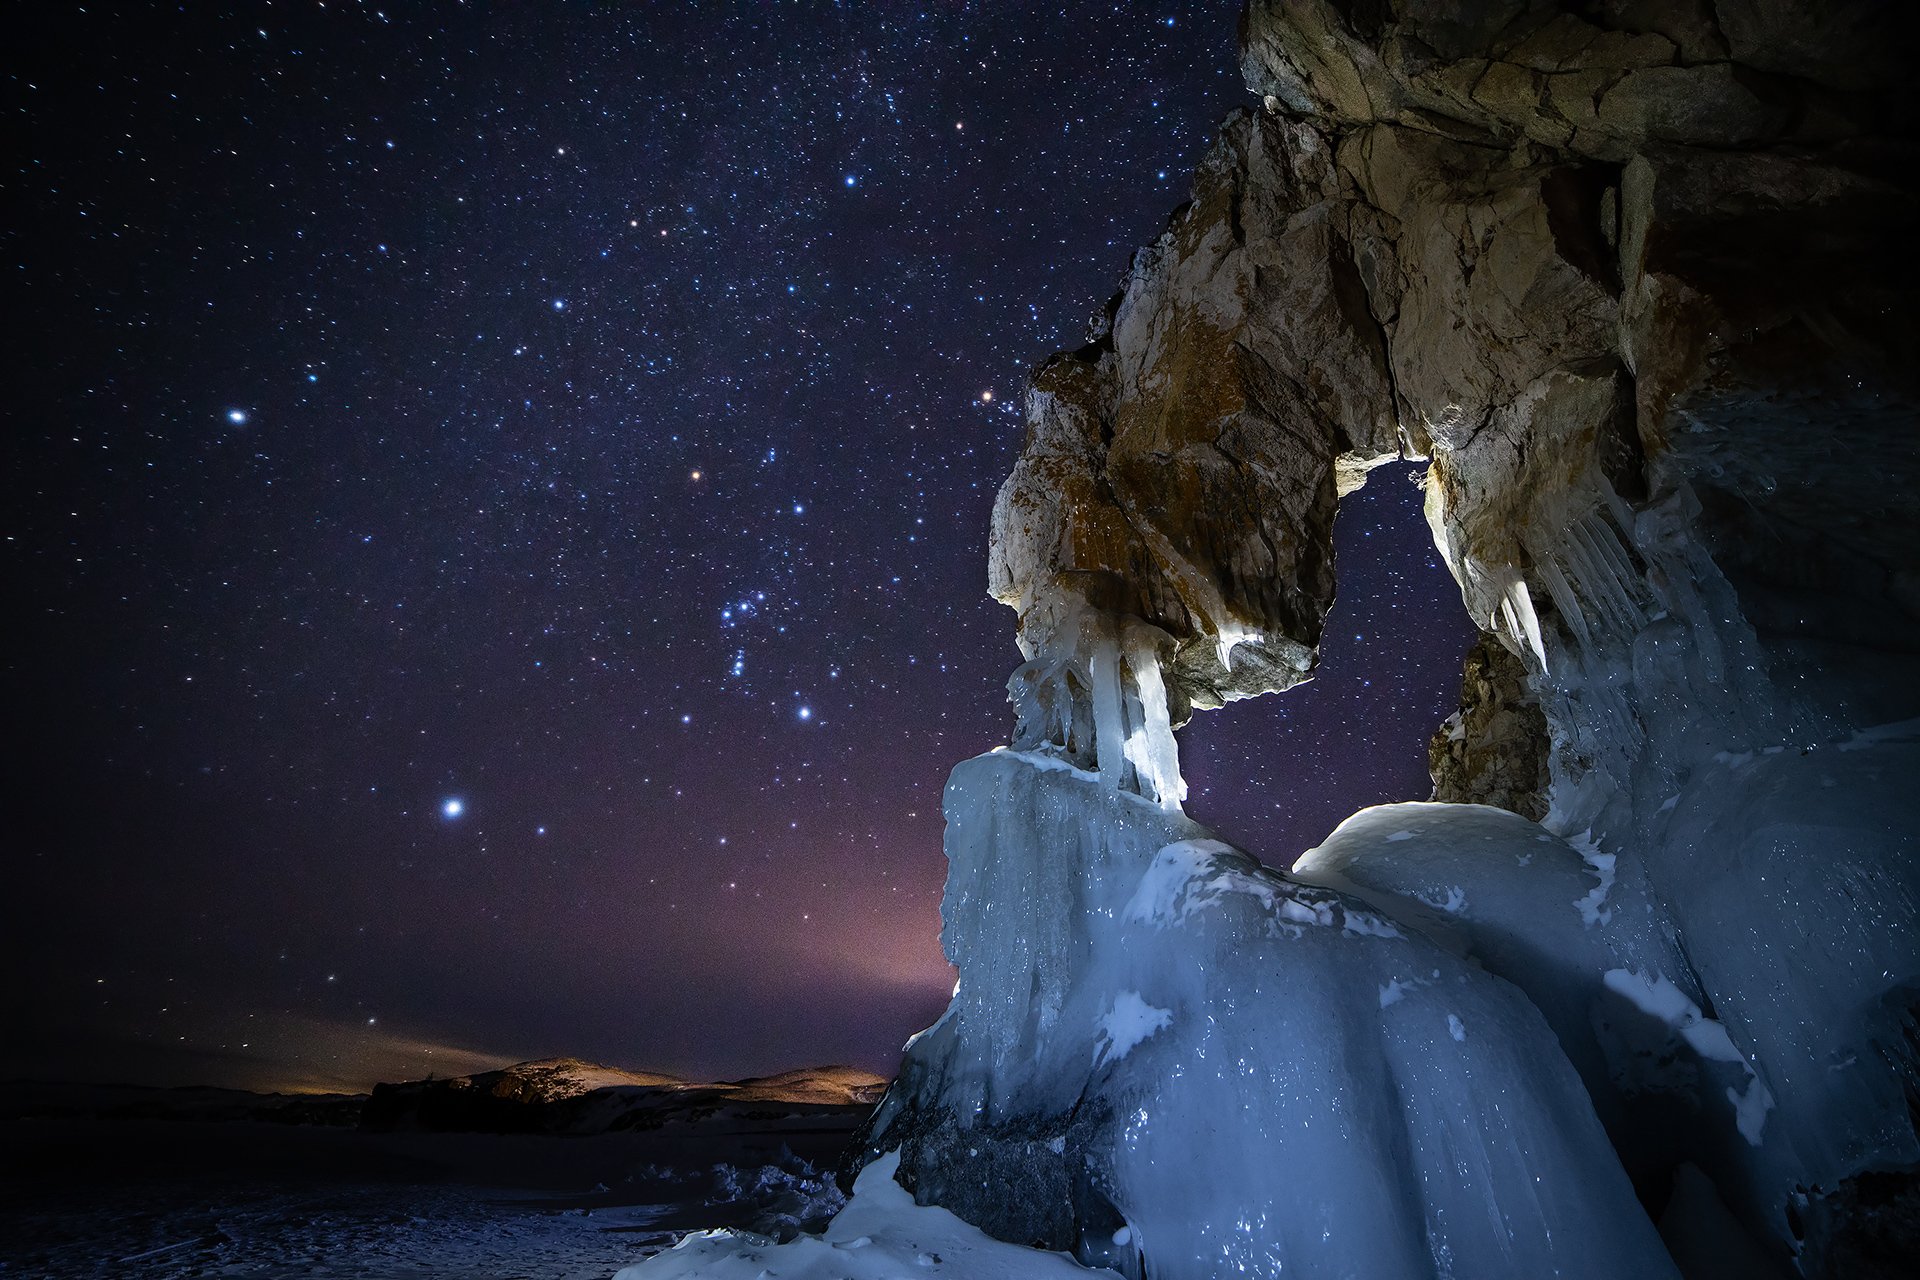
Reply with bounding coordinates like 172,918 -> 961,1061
993,0 -> 1920,831
1427,631 -> 1548,818
942,1 -> 1920,1274
990,107 -> 1405,731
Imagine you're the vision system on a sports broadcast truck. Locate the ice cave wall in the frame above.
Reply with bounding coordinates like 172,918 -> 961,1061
863,3 -> 1920,1278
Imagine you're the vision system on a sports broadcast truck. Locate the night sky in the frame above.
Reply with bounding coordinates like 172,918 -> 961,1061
7,3 -> 1475,1094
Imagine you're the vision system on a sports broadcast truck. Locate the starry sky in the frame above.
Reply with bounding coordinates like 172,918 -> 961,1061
7,2 -> 1475,1094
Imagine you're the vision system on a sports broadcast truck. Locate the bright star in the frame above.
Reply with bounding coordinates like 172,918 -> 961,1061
797,706 -> 812,721
843,174 -> 857,187
442,798 -> 464,819
552,298 -> 566,311
227,408 -> 248,425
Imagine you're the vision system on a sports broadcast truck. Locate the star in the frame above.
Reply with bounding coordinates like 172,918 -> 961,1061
14,0 -> 1478,1101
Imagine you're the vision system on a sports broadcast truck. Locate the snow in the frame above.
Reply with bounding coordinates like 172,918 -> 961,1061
1092,991 -> 1172,1067
1602,968 -> 1774,1145
1378,978 -> 1418,1008
1566,828 -> 1615,926
613,1152 -> 1117,1280
1121,838 -> 1236,925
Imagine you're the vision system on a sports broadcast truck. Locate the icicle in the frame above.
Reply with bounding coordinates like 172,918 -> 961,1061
1557,523 -> 1626,638
1568,513 -> 1645,635
1086,623 -> 1130,796
1494,572 -> 1549,671
1536,553 -> 1594,656
1122,624 -> 1186,810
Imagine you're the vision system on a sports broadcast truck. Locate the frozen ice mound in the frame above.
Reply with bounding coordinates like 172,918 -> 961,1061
859,750 -> 1678,1280
1292,804 -> 1760,1214
1292,749 -> 1920,1255
613,1150 -> 1115,1279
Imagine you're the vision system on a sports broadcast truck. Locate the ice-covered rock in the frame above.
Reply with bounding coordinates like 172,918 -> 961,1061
858,751 -> 1679,1280
1647,729 -> 1920,1232
842,2 -> 1920,1274
967,1 -> 1920,1270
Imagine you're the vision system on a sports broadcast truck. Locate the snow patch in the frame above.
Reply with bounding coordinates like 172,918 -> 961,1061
1835,716 -> 1920,752
1602,968 -> 1774,1146
1417,885 -> 1469,914
1094,991 -> 1173,1067
1567,828 -> 1615,926
1122,840 -> 1236,926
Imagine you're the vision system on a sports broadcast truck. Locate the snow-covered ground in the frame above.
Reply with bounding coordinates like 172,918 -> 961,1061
0,1110 -> 854,1279
619,1153 -> 1115,1279
8,1175 -> 676,1279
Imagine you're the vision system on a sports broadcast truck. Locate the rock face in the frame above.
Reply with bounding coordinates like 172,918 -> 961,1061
881,2 -> 1920,1276
1426,631 -> 1548,817
993,0 -> 1920,829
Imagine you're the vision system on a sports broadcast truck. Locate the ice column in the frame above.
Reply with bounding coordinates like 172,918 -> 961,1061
1006,603 -> 1185,810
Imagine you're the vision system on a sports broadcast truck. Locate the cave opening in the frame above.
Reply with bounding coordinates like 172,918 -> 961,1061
1176,460 -> 1479,860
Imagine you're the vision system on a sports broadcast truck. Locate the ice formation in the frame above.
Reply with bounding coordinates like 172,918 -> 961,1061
859,752 -> 1680,1279
616,1151 -> 1111,1280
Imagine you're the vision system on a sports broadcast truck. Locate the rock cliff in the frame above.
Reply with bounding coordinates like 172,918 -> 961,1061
993,0 -> 1920,829
871,3 -> 1920,1277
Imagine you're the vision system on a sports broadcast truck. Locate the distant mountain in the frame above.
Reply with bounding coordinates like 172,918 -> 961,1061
360,1057 -> 889,1135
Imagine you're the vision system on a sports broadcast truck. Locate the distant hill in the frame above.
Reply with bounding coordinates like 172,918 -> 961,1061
360,1057 -> 889,1135
5,1058 -> 890,1135
6,1079 -> 367,1126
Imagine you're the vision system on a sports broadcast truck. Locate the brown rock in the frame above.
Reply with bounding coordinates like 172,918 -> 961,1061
1428,631 -> 1549,819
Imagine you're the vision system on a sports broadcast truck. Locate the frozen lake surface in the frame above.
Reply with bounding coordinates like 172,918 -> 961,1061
2,1102 -> 861,1278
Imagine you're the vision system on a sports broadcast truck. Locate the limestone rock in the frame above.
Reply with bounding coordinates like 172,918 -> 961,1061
988,110 -> 1403,719
1427,631 -> 1548,819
